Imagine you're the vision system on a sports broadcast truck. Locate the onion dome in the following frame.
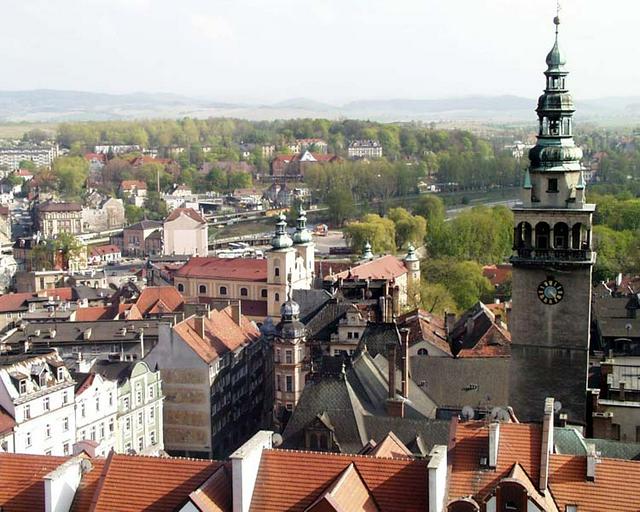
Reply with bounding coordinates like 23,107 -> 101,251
276,294 -> 306,340
404,244 -> 419,262
292,208 -> 313,244
545,17 -> 567,72
271,213 -> 293,250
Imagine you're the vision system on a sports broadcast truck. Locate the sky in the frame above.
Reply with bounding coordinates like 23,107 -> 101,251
0,0 -> 637,104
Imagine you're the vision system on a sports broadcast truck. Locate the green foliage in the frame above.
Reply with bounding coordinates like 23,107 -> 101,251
125,205 -> 145,224
592,225 -> 640,282
387,207 -> 426,249
52,156 -> 89,197
343,214 -> 396,254
325,186 -> 355,226
413,195 -> 445,226
427,205 -> 513,264
227,171 -> 252,190
406,281 -> 458,315
422,258 -> 494,311
144,191 -> 168,220
19,160 -> 37,171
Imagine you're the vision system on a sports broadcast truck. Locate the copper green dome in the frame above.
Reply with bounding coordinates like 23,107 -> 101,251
271,213 -> 293,249
545,17 -> 567,72
528,144 -> 583,169
292,208 -> 312,244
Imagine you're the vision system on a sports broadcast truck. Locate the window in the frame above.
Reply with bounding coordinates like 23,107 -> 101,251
39,373 -> 47,387
125,417 -> 131,431
548,178 -> 558,193
285,375 -> 293,392
63,417 -> 69,431
149,407 -> 155,420
90,426 -> 96,441
62,391 -> 68,405
25,432 -> 31,447
177,283 -> 184,292
45,449 -> 52,456
108,392 -> 113,407
417,348 -> 429,356
275,293 -> 280,302
138,436 -> 144,452
565,506 -> 578,512
240,287 -> 248,297
275,267 -> 280,277
57,367 -> 64,380
199,284 -> 207,294
261,289 -> 268,298
285,350 -> 293,364
95,396 -> 100,412
43,397 -> 50,411
99,423 -> 105,439
148,385 -> 155,399
125,442 -> 132,452
138,411 -> 143,425
354,332 -> 359,339
123,397 -> 130,411
19,380 -> 27,394
109,418 -> 115,433
347,332 -> 353,339
81,403 -> 86,418
63,443 -> 70,455
136,389 -> 142,405
276,374 -> 282,392
23,405 -> 31,420
46,424 -> 51,438
219,286 -> 227,295
275,348 -> 281,363
286,403 -> 293,411
150,431 -> 156,445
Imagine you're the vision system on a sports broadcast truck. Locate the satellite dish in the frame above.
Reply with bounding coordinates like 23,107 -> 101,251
461,406 -> 475,421
490,407 -> 511,423
272,433 -> 283,447
554,401 -> 562,413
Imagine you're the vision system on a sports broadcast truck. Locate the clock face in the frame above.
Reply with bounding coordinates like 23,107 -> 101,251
537,279 -> 564,305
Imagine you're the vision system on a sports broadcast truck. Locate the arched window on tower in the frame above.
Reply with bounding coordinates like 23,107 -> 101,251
572,223 -> 583,249
535,222 -> 550,250
515,222 -> 533,249
554,222 -> 569,249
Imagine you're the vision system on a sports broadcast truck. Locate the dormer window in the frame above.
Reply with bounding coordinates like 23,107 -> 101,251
57,367 -> 64,381
39,372 -> 47,387
19,380 -> 27,394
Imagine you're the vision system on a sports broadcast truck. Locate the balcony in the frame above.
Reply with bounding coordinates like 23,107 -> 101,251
511,248 -> 594,265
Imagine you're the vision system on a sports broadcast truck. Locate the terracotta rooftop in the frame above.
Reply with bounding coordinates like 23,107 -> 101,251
120,180 -> 147,190
0,452 -> 69,512
187,464 -> 232,512
38,200 -> 82,212
368,432 -> 415,459
74,306 -> 114,321
165,207 -> 207,224
398,308 -> 451,356
89,453 -> 223,512
482,264 -> 512,288
0,292 -> 33,313
134,286 -> 184,316
175,257 -> 268,282
39,287 -> 74,301
89,245 -> 120,257
328,255 -> 407,282
0,404 -> 15,435
173,306 -> 260,364
250,449 -> 428,511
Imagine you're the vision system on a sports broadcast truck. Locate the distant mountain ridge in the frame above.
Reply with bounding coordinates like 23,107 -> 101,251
0,89 -> 637,124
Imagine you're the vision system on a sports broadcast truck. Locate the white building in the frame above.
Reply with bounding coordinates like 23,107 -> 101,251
0,350 -> 76,456
163,207 -> 208,257
73,368 -> 118,457
348,140 -> 383,159
0,144 -> 60,171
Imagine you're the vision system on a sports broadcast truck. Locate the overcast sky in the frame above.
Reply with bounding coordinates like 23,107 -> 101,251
0,0 -> 636,104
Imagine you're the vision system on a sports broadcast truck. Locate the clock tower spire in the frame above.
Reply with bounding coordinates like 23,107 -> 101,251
509,13 -> 596,423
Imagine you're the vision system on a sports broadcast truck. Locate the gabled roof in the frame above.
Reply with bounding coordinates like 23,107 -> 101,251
173,307 -> 260,364
120,180 -> 147,190
165,207 -> 206,224
305,462 -> 380,512
175,257 -> 268,282
0,452 -> 69,512
89,245 -> 120,257
37,200 -> 82,212
187,464 -> 232,512
368,431 -> 414,459
88,453 -> 223,512
397,308 -> 451,356
74,306 -> 114,321
328,255 -> 407,281
0,292 -> 33,313
250,449 -> 427,512
126,220 -> 162,231
134,286 -> 184,316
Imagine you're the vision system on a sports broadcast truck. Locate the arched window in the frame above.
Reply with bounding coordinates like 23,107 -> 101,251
554,222 -> 569,249
515,221 -> 532,249
240,287 -> 248,297
198,284 -> 207,295
261,289 -> 268,298
572,223 -> 583,249
417,348 -> 428,356
275,293 -> 280,302
275,267 -> 280,277
535,222 -> 550,250
177,283 -> 184,293
219,286 -> 227,296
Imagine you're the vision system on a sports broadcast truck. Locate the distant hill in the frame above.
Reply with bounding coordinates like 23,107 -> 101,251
0,89 -> 637,124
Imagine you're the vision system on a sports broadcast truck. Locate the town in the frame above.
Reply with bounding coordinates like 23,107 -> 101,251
1,3 -> 640,512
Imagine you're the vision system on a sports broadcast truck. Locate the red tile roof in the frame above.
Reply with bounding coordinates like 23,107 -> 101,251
89,453 -> 223,512
188,464 -> 232,512
70,459 -> 107,512
165,207 -> 207,224
120,180 -> 147,191
173,306 -> 260,364
175,257 -> 268,282
250,449 -> 428,511
89,245 -> 120,257
0,452 -> 69,512
548,454 -> 640,511
0,405 -> 15,435
0,205 -> 9,217
0,292 -> 33,313
448,421 -> 541,502
15,169 -> 34,177
482,264 -> 512,287
134,286 -> 184,316
84,153 -> 107,163
38,200 -> 82,212
39,287 -> 74,301
329,255 -> 408,282
398,308 -> 451,355
74,307 -> 114,321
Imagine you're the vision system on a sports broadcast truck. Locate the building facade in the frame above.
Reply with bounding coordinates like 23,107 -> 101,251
35,200 -> 83,238
163,207 -> 208,257
348,140 -> 383,159
509,17 -> 595,423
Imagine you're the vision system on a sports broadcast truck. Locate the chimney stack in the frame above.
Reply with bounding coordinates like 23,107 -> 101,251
539,397 -> 555,492
488,422 -> 500,469
400,328 -> 410,398
194,315 -> 206,339
445,312 -> 456,341
231,301 -> 242,326
586,443 -> 599,482
386,341 -> 397,400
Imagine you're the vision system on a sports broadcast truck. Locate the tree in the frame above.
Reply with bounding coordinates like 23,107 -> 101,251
343,214 -> 396,254
125,205 -> 145,224
406,281 -> 458,315
423,258 -> 494,311
19,160 -> 37,171
144,192 -> 168,220
227,171 -> 252,190
414,194 -> 445,226
325,186 -> 355,227
22,129 -> 50,144
52,232 -> 84,270
52,156 -> 89,197
387,207 -> 427,249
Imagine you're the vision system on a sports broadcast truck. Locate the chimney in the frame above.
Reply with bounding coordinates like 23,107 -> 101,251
43,455 -> 93,512
231,431 -> 273,512
194,315 -> 206,339
445,312 -> 456,341
400,328 -> 410,398
231,301 -> 242,326
586,443 -> 599,481
386,342 -> 397,400
428,445 -> 448,512
558,413 -> 568,428
488,422 -> 500,469
539,397 -> 554,492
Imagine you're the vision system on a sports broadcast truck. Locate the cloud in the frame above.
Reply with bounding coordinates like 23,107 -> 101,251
190,14 -> 234,41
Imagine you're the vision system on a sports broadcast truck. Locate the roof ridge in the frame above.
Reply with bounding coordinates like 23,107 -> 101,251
88,450 -> 114,512
264,448 -> 420,462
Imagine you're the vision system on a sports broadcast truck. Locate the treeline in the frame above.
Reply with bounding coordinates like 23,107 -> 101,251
55,118 -> 522,190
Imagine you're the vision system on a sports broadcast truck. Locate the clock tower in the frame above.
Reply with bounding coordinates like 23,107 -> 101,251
509,15 -> 595,423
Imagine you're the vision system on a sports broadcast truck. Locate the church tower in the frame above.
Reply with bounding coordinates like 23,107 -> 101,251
509,15 -> 595,423
292,208 -> 315,289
